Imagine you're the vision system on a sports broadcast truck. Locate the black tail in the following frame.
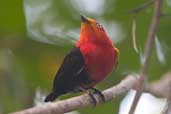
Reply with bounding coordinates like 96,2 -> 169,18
44,92 -> 59,102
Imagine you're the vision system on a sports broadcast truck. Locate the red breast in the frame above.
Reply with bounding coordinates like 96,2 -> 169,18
79,43 -> 118,87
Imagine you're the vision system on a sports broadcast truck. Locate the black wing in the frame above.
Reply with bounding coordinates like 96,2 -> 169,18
52,47 -> 90,95
44,47 -> 93,102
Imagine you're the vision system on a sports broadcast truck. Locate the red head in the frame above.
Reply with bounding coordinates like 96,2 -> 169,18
76,15 -> 113,47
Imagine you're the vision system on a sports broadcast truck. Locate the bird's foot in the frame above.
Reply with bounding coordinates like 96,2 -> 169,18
78,87 -> 97,106
87,92 -> 97,106
90,87 -> 105,103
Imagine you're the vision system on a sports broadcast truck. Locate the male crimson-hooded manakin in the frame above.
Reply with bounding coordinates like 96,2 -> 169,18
44,15 -> 119,102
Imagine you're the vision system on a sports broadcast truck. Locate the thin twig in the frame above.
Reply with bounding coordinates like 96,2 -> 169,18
132,15 -> 138,53
142,0 -> 162,76
128,0 -> 154,14
128,0 -> 163,114
161,13 -> 171,17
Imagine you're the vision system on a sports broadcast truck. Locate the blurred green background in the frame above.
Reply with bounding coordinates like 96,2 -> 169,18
0,0 -> 171,113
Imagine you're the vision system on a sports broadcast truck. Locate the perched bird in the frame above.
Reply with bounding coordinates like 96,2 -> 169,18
44,15 -> 119,103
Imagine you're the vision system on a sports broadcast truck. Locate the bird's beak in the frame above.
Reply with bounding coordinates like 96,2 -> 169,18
81,15 -> 89,23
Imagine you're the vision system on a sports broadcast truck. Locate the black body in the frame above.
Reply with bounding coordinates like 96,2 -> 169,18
44,47 -> 91,102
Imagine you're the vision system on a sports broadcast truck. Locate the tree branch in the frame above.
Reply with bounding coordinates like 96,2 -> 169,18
11,72 -> 171,114
128,0 -> 163,114
145,72 -> 171,98
11,75 -> 137,114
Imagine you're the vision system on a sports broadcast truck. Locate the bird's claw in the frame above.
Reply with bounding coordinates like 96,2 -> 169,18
88,93 -> 97,106
91,88 -> 105,103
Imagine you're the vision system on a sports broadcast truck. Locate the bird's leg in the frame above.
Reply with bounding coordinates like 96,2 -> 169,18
78,87 -> 97,106
90,87 -> 105,102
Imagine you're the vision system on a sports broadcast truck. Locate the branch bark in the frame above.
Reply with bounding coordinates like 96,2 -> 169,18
11,72 -> 171,114
11,75 -> 137,114
145,72 -> 171,98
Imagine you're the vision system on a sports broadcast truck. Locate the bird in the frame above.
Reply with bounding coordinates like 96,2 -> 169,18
44,15 -> 119,103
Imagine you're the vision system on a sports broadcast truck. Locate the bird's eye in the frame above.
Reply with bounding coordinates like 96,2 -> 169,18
96,23 -> 103,29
